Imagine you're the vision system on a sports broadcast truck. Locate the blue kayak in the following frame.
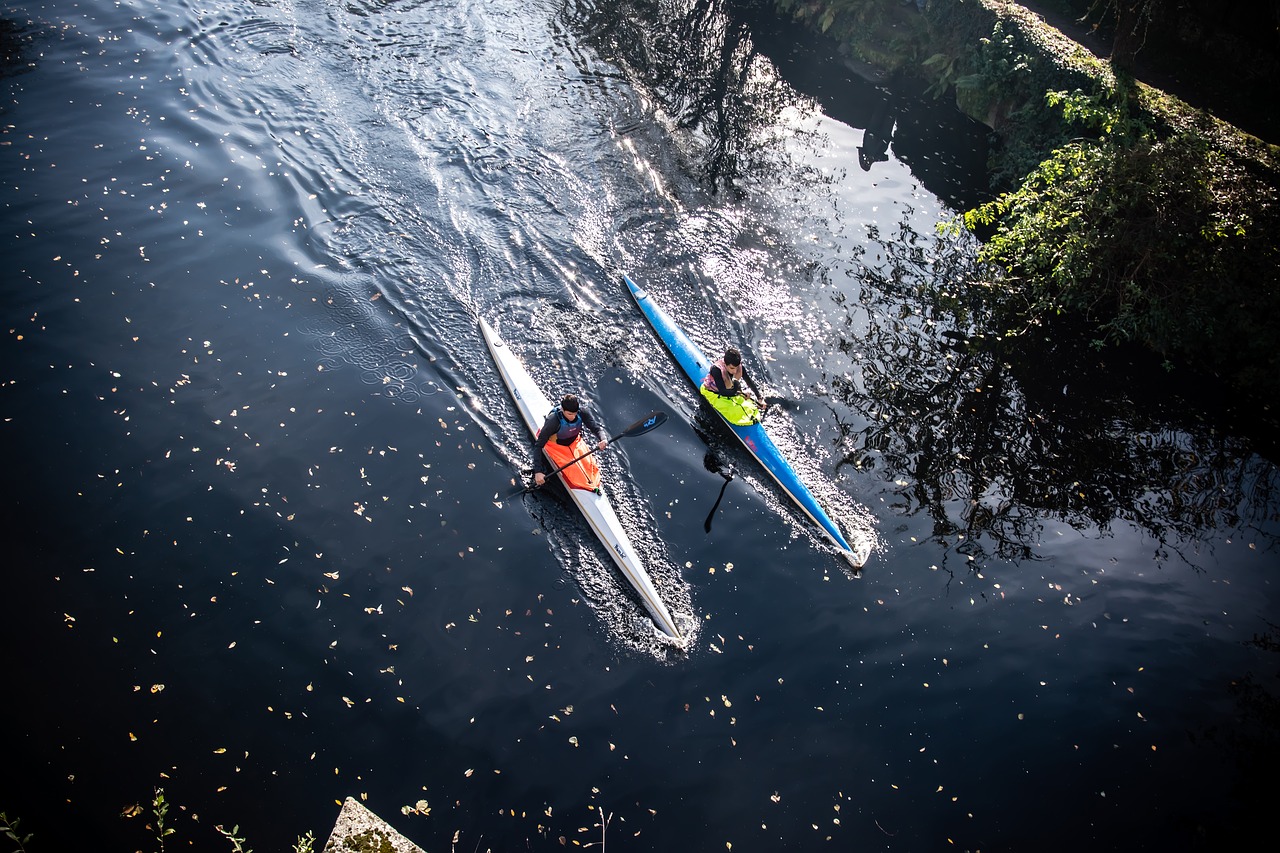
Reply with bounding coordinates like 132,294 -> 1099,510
626,275 -> 866,567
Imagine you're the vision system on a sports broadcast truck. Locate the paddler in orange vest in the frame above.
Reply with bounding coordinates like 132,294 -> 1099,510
533,394 -> 608,489
701,346 -> 767,426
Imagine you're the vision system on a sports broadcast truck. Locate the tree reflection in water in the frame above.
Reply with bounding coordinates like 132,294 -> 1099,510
565,0 -> 799,191
830,213 -> 1280,570
564,0 -> 1279,569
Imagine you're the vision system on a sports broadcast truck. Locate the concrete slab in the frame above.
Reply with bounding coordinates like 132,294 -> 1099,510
323,797 -> 427,853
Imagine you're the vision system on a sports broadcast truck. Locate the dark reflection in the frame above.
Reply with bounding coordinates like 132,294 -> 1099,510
564,0 -> 991,206
1195,622 -> 1280,847
563,0 -> 798,191
733,2 -> 993,210
856,95 -> 892,171
2,16 -> 35,80
826,214 -> 1280,568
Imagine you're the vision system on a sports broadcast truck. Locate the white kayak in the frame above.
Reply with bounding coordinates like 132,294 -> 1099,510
479,318 -> 681,639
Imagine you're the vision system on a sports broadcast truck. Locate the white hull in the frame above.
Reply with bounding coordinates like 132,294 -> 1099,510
480,319 -> 681,639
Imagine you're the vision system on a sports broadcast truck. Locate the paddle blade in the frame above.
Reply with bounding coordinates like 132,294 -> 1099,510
617,410 -> 667,440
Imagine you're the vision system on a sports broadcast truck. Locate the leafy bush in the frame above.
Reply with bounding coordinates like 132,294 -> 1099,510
961,88 -> 1280,402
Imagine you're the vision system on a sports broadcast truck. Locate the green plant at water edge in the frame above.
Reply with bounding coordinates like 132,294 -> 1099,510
957,87 -> 1280,403
152,788 -> 176,852
953,21 -> 1032,103
293,830 -> 316,853
2,812 -> 33,853
216,824 -> 253,853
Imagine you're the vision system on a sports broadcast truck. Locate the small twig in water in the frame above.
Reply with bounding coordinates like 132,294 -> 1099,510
583,809 -> 612,851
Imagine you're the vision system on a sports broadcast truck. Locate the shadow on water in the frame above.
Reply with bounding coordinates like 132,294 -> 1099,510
563,0 -> 991,209
822,211 -> 1280,569
729,0 -> 994,212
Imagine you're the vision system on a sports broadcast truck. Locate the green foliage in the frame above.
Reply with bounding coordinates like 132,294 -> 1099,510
778,0 -> 930,71
216,824 -> 253,853
921,51 -> 960,98
3,795 -> 316,852
1,812 -> 33,853
778,1 -> 1280,408
955,22 -> 1032,102
962,89 -> 1280,401
152,788 -> 176,852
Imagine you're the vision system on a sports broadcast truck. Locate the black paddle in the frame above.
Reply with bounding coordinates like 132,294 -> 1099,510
514,409 -> 669,495
702,452 -> 734,533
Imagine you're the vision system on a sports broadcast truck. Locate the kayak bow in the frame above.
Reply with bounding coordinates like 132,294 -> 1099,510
480,318 -> 682,638
625,275 -> 868,568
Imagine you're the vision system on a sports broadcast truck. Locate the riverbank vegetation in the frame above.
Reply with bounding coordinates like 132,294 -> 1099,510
771,0 -> 1280,416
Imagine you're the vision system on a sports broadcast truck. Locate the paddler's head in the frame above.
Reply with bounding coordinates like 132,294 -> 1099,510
560,394 -> 580,420
723,347 -> 742,376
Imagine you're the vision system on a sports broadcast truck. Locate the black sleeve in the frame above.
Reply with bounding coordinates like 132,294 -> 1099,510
580,407 -> 604,442
741,366 -> 763,398
532,411 -> 558,474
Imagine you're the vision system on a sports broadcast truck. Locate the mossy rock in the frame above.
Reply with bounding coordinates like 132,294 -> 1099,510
323,798 -> 425,853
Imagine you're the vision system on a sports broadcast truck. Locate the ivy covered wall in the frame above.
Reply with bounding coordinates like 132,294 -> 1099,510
770,0 -> 1280,414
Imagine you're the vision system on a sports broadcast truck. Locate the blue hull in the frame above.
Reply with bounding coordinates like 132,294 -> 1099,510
626,275 -> 863,566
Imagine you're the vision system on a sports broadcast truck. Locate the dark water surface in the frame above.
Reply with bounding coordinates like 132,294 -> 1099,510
3,0 -> 1277,851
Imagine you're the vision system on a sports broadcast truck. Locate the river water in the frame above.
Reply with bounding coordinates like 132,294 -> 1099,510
3,0 -> 1277,850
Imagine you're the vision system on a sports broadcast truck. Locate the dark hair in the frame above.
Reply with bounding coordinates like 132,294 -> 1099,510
724,347 -> 742,366
561,394 -> 580,413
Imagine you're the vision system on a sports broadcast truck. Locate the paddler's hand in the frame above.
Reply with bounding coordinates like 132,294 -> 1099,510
597,440 -> 607,450
534,472 -> 546,487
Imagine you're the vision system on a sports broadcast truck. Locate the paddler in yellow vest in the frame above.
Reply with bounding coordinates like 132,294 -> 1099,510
701,346 -> 767,426
533,394 -> 608,490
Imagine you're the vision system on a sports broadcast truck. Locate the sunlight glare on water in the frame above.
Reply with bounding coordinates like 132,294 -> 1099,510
3,1 -> 1277,852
